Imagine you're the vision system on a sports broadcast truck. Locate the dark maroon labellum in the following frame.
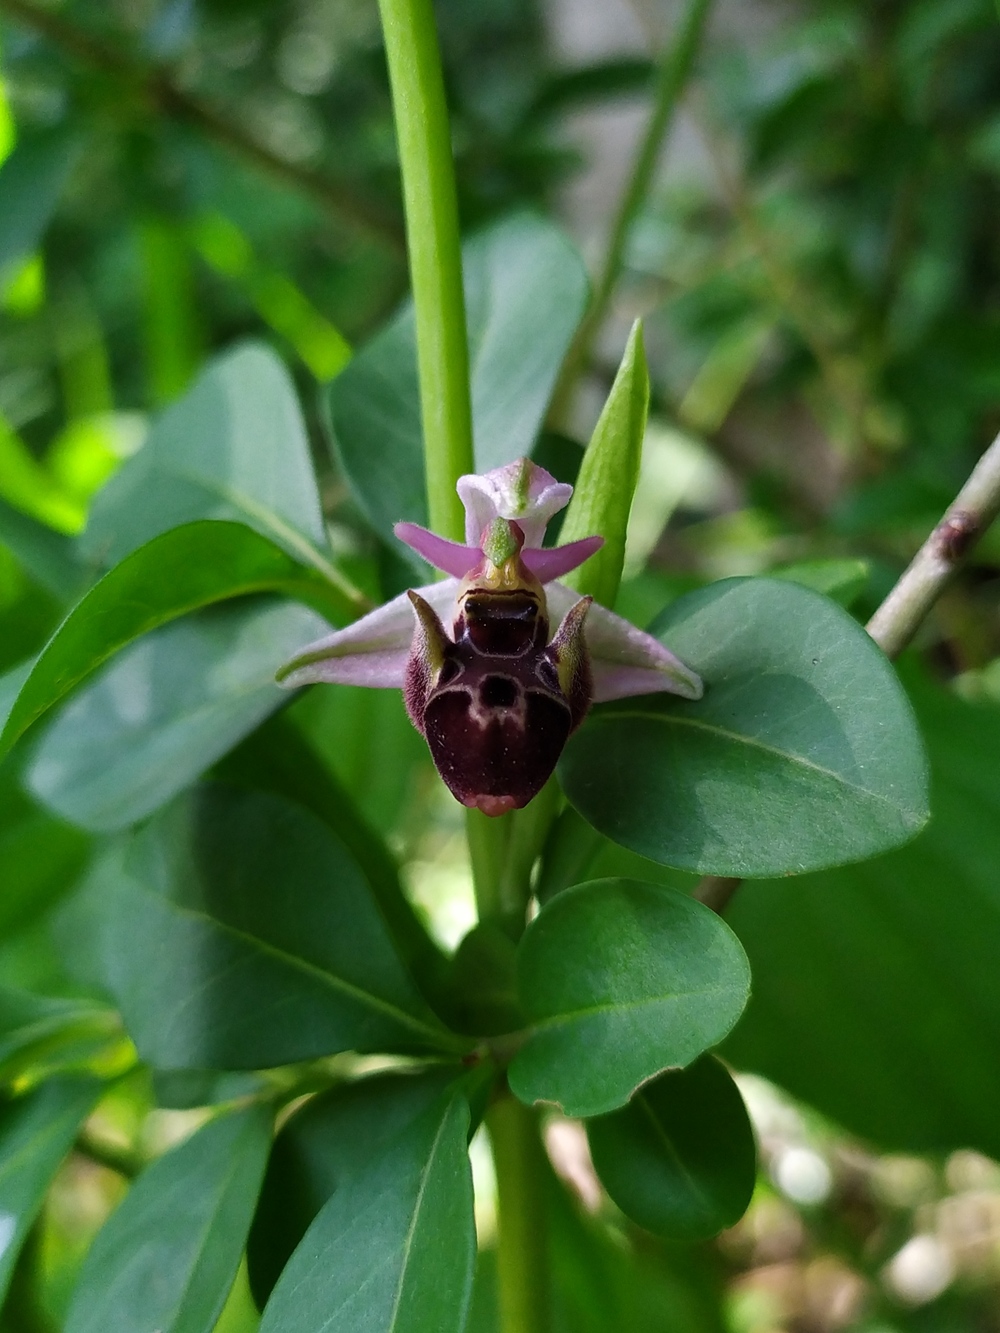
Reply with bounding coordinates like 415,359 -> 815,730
403,548 -> 592,816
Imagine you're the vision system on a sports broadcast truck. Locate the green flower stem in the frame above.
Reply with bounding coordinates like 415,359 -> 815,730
487,1097 -> 551,1333
549,0 -> 713,425
377,0 -> 475,543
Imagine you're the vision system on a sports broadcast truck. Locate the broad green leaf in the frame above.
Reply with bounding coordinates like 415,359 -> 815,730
586,1056 -> 756,1240
214,712 -> 444,994
559,321 -> 649,607
104,784 -> 460,1068
0,520 -> 344,763
560,577 -> 929,877
259,1094 -> 475,1333
331,214 -> 588,561
0,129 -> 80,277
0,496 -> 84,601
0,1077 -> 102,1303
81,342 -> 332,575
723,672 -> 1000,1158
65,1106 -> 272,1333
508,880 -> 751,1117
248,1068 -> 462,1304
27,599 -> 330,831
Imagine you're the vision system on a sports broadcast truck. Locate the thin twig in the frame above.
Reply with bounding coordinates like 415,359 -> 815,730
695,428 -> 1000,915
0,0 -> 405,253
75,1127 -> 143,1178
548,0 -> 714,426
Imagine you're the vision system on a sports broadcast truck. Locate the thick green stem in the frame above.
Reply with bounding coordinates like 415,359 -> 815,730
377,0 -> 475,542
488,1097 -> 551,1333
550,0 -> 713,424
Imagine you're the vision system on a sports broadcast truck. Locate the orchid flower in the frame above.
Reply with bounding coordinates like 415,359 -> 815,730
278,458 -> 702,816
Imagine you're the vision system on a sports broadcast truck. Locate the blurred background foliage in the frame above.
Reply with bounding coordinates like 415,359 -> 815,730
2,0 -> 1000,1329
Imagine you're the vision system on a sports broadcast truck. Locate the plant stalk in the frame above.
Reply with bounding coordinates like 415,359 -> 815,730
487,1097 -> 551,1333
549,0 -> 713,425
695,427 -> 1000,915
377,0 -> 475,543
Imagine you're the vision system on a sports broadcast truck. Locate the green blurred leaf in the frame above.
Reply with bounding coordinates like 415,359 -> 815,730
768,558 -> 870,607
0,808 -> 89,934
508,879 -> 750,1117
559,321 -> 649,607
0,497 -> 85,602
81,342 -> 331,575
560,577 -> 929,877
259,1093 -> 475,1333
103,784 -> 461,1069
331,214 -> 588,562
723,672 -> 1000,1158
26,599 -> 329,831
587,1056 -> 756,1240
0,987 -> 113,1082
0,520 -> 345,763
0,129 -> 80,278
65,1105 -> 272,1333
248,1068 -> 463,1305
0,1077 -> 102,1303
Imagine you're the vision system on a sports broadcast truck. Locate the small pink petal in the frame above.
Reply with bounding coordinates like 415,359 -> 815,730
277,580 -> 459,691
394,523 -> 479,577
457,458 -> 573,547
522,536 -> 604,584
545,583 -> 703,702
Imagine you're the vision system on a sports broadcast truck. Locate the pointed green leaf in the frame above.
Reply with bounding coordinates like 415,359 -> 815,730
103,785 -> 461,1068
82,342 -> 331,573
508,879 -> 750,1118
248,1068 -> 463,1305
331,214 -> 588,562
0,1077 -> 102,1303
558,320 -> 649,607
0,520 -> 345,763
66,1106 -> 272,1333
560,577 -> 929,876
587,1056 -> 756,1240
27,600 -> 329,831
260,1094 -> 475,1333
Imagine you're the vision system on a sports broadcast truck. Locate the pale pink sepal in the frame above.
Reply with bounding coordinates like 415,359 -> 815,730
522,537 -> 604,583
546,583 -> 704,702
394,523 -> 479,578
457,458 -> 573,548
277,579 -> 459,690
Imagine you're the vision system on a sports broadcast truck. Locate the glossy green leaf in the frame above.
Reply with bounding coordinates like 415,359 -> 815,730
508,879 -> 751,1118
103,784 -> 460,1068
560,577 -> 929,877
260,1093 -> 475,1333
0,1077 -> 102,1303
331,214 -> 588,560
82,342 -> 332,575
0,129 -> 81,276
248,1068 -> 462,1305
723,672 -> 1000,1158
0,520 -> 343,763
27,599 -> 329,831
558,321 -> 649,607
65,1106 -> 272,1333
587,1056 -> 756,1240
